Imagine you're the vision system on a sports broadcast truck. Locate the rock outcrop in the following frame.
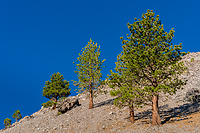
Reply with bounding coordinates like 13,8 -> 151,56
57,97 -> 80,113
185,88 -> 200,102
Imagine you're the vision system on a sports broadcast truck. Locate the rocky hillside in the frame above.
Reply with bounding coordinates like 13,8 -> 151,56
1,52 -> 200,133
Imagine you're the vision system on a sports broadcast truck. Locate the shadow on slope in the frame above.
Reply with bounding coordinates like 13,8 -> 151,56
93,98 -> 115,108
124,102 -> 200,125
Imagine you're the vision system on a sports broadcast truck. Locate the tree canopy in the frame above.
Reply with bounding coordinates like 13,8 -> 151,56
43,72 -> 71,109
107,61 -> 144,123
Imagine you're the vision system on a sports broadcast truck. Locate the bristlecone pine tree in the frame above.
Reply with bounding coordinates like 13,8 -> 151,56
73,39 -> 105,109
43,72 -> 71,109
12,110 -> 22,122
111,9 -> 187,126
3,118 -> 11,128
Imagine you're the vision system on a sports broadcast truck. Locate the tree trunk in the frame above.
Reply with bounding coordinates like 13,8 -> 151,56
89,83 -> 93,109
53,97 -> 57,109
129,104 -> 135,123
152,95 -> 161,126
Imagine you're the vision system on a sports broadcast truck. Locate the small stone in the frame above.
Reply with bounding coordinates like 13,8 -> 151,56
109,112 -> 113,115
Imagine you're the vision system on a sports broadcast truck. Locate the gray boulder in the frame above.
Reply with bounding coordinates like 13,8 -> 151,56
58,97 -> 80,113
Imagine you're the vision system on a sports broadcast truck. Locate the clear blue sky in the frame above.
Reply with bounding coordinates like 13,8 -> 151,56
0,0 -> 200,129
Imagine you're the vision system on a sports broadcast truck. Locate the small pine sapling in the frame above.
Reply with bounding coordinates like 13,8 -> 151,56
12,110 -> 22,122
3,118 -> 11,128
190,58 -> 194,62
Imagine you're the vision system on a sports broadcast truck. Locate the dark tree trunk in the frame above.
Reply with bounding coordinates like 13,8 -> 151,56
89,83 -> 93,109
53,97 -> 57,109
152,95 -> 161,126
129,104 -> 135,123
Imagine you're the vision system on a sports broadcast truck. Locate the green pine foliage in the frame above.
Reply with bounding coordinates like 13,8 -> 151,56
3,118 -> 11,128
41,100 -> 57,108
73,39 -> 105,109
107,44 -> 145,110
190,58 -> 194,62
12,110 -> 22,122
108,55 -> 145,109
73,38 -> 105,94
108,72 -> 144,108
58,97 -> 67,102
43,72 -> 71,102
57,111 -> 62,116
120,9 -> 187,98
108,9 -> 187,125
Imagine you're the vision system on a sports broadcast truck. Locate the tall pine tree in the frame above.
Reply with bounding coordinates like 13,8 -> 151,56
73,39 -> 105,109
109,9 -> 187,125
43,72 -> 71,109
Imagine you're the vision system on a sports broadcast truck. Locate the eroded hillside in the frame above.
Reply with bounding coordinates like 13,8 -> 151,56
1,52 -> 200,133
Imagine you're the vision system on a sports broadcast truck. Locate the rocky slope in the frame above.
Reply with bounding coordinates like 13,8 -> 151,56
1,52 -> 200,133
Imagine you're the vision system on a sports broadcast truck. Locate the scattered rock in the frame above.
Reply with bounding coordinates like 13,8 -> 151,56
2,52 -> 200,133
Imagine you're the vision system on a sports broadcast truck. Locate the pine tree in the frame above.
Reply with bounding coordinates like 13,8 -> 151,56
43,72 -> 71,109
109,9 -> 187,126
4,118 -> 11,128
107,56 -> 145,123
12,110 -> 22,122
73,39 -> 105,109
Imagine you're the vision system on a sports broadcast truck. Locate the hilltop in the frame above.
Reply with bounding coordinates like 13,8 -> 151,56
1,52 -> 200,133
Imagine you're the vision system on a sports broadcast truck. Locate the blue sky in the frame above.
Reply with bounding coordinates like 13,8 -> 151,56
0,0 -> 200,129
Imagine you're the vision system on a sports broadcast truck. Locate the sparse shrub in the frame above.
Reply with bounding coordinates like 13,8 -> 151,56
190,58 -> 194,62
41,101 -> 57,108
12,110 -> 22,122
185,88 -> 200,103
57,111 -> 62,116
4,118 -> 11,128
58,97 -> 66,102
